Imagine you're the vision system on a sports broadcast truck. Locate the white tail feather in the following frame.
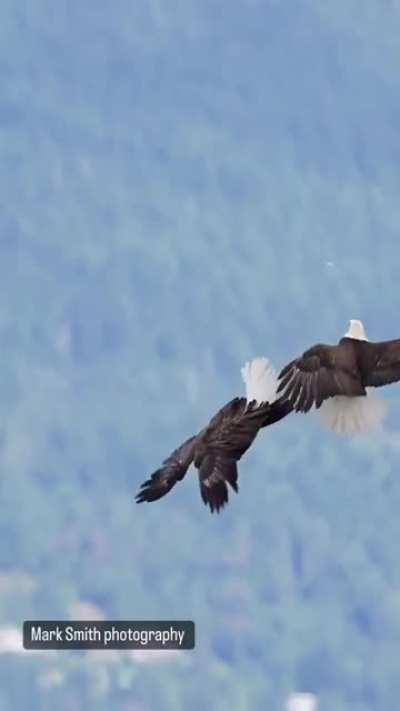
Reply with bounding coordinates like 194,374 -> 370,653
319,390 -> 387,435
241,357 -> 278,405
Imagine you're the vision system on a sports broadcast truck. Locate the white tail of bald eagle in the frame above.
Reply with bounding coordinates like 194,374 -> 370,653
241,357 -> 279,405
318,389 -> 387,435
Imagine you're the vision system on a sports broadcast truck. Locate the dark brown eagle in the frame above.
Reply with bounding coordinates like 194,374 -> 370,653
277,319 -> 394,434
136,358 -> 292,513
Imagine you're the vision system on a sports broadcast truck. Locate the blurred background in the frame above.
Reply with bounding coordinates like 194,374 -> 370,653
0,1 -> 400,709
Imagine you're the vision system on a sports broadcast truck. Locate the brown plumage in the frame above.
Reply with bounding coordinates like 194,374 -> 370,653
277,337 -> 365,413
276,320 -> 400,435
278,328 -> 400,413
136,396 -> 292,513
360,338 -> 400,388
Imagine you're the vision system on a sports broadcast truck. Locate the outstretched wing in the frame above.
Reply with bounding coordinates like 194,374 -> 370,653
196,397 -> 290,513
136,435 -> 197,504
260,396 -> 293,427
277,344 -> 365,413
361,339 -> 400,388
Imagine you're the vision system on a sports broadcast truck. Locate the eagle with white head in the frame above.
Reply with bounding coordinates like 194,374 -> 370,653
277,319 -> 398,435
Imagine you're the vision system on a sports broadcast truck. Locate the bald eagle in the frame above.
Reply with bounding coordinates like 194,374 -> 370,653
277,319 -> 394,435
136,358 -> 292,513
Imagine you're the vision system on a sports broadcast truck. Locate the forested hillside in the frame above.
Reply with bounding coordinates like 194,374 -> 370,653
1,1 -> 400,709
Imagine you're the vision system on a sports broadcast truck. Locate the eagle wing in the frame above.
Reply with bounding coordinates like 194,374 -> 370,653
362,339 -> 400,387
277,345 -> 365,413
196,397 -> 289,513
135,434 -> 197,504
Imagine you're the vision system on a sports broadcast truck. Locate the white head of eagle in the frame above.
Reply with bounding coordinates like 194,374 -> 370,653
345,319 -> 368,341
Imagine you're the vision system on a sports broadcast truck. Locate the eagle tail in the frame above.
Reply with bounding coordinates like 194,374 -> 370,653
241,357 -> 278,405
198,454 -> 238,514
318,390 -> 387,435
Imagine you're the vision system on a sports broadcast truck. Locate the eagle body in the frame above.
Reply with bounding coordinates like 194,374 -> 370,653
136,358 -> 292,513
277,320 -> 397,434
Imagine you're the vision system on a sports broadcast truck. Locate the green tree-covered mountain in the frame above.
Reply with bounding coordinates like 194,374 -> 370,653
1,1 -> 400,709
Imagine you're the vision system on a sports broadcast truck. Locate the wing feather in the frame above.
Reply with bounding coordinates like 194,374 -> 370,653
290,377 -> 304,408
135,435 -> 197,504
362,339 -> 400,388
296,375 -> 310,411
277,345 -> 365,412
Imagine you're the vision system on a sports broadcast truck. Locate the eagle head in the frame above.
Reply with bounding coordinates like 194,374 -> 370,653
345,319 -> 368,341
